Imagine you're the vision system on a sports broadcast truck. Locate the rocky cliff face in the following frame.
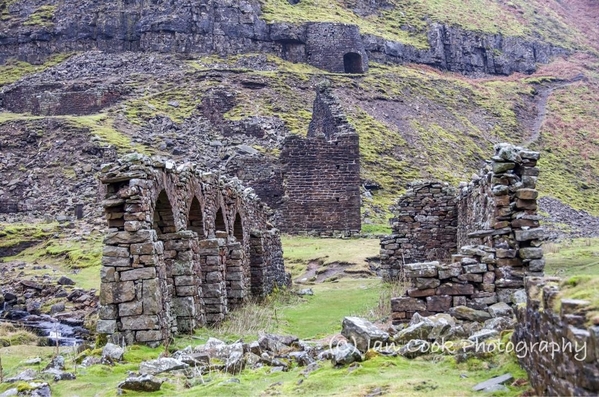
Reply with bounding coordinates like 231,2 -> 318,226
0,0 -> 566,75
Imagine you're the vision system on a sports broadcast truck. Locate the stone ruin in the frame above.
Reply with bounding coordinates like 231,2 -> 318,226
279,82 -> 361,235
381,143 -> 544,322
97,154 -> 288,345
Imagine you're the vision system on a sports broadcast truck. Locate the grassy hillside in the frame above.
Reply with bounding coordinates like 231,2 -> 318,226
260,0 -> 590,51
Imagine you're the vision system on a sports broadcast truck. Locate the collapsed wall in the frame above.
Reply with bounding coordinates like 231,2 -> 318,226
97,154 -> 288,345
513,277 -> 599,395
279,83 -> 361,235
384,143 -> 544,321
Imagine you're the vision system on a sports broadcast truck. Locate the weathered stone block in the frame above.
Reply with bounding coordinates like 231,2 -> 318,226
515,228 -> 544,242
120,267 -> 156,281
130,243 -> 155,255
515,188 -> 538,200
463,263 -> 487,274
98,304 -> 117,320
121,315 -> 159,330
519,247 -> 543,259
404,262 -> 438,278
391,297 -> 426,312
426,295 -> 452,312
97,320 -> 117,334
101,266 -> 116,283
103,246 -> 130,258
101,281 -> 135,304
415,278 -> 440,290
136,330 -> 163,342
439,264 -> 462,279
407,288 -> 437,298
102,256 -> 131,267
119,300 -> 143,316
105,230 -> 155,245
437,283 -> 474,296
142,279 -> 161,315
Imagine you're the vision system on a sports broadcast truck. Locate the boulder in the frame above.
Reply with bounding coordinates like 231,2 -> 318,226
472,373 -> 513,391
332,343 -> 362,366
224,342 -> 245,374
139,357 -> 188,375
394,321 -> 433,343
449,306 -> 491,322
118,374 -> 163,392
44,355 -> 65,371
399,339 -> 429,359
102,343 -> 124,362
487,302 -> 514,318
57,276 -> 76,286
5,368 -> 37,383
341,317 -> 389,352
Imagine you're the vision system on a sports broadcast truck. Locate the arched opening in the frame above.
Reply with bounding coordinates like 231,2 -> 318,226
343,52 -> 364,74
154,191 -> 176,234
233,213 -> 243,241
187,197 -> 204,239
215,208 -> 227,233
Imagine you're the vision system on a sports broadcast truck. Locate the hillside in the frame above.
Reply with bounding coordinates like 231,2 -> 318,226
0,0 -> 598,231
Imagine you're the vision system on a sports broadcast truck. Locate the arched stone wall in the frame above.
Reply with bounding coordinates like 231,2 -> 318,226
97,154 -> 288,345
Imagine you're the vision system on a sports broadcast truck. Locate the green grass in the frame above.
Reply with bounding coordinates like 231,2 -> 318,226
282,236 -> 379,267
361,224 -> 392,235
259,0 -> 585,51
544,238 -> 599,278
557,275 -> 599,324
23,5 -> 55,27
0,222 -> 57,248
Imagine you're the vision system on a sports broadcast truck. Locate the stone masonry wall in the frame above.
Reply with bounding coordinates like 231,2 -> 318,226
380,182 -> 458,279
97,153 -> 288,345
386,143 -> 545,322
279,83 -> 361,235
513,277 -> 599,396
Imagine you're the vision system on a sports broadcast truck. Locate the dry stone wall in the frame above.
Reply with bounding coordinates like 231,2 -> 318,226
97,153 -> 288,345
384,144 -> 545,321
513,277 -> 599,396
279,83 -> 361,235
380,181 -> 458,279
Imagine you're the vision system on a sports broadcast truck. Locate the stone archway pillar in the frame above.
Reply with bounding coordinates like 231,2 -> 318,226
164,230 -> 205,333
226,239 -> 246,309
98,228 -> 167,345
200,238 -> 228,324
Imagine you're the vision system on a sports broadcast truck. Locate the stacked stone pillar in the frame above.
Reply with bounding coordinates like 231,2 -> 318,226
164,231 -> 204,333
199,238 -> 228,324
226,240 -> 246,309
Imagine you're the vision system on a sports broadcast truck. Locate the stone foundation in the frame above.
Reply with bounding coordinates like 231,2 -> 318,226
97,154 -> 288,345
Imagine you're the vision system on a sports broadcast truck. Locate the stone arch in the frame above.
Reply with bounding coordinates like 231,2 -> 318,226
343,52 -> 364,74
232,212 -> 244,242
153,190 -> 176,234
187,196 -> 205,239
214,207 -> 227,234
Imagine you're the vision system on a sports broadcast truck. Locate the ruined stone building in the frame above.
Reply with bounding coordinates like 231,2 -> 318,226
279,83 -> 361,235
97,154 -> 288,345
382,143 -> 544,319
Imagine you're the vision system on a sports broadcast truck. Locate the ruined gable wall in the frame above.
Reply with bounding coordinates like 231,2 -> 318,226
279,85 -> 361,235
